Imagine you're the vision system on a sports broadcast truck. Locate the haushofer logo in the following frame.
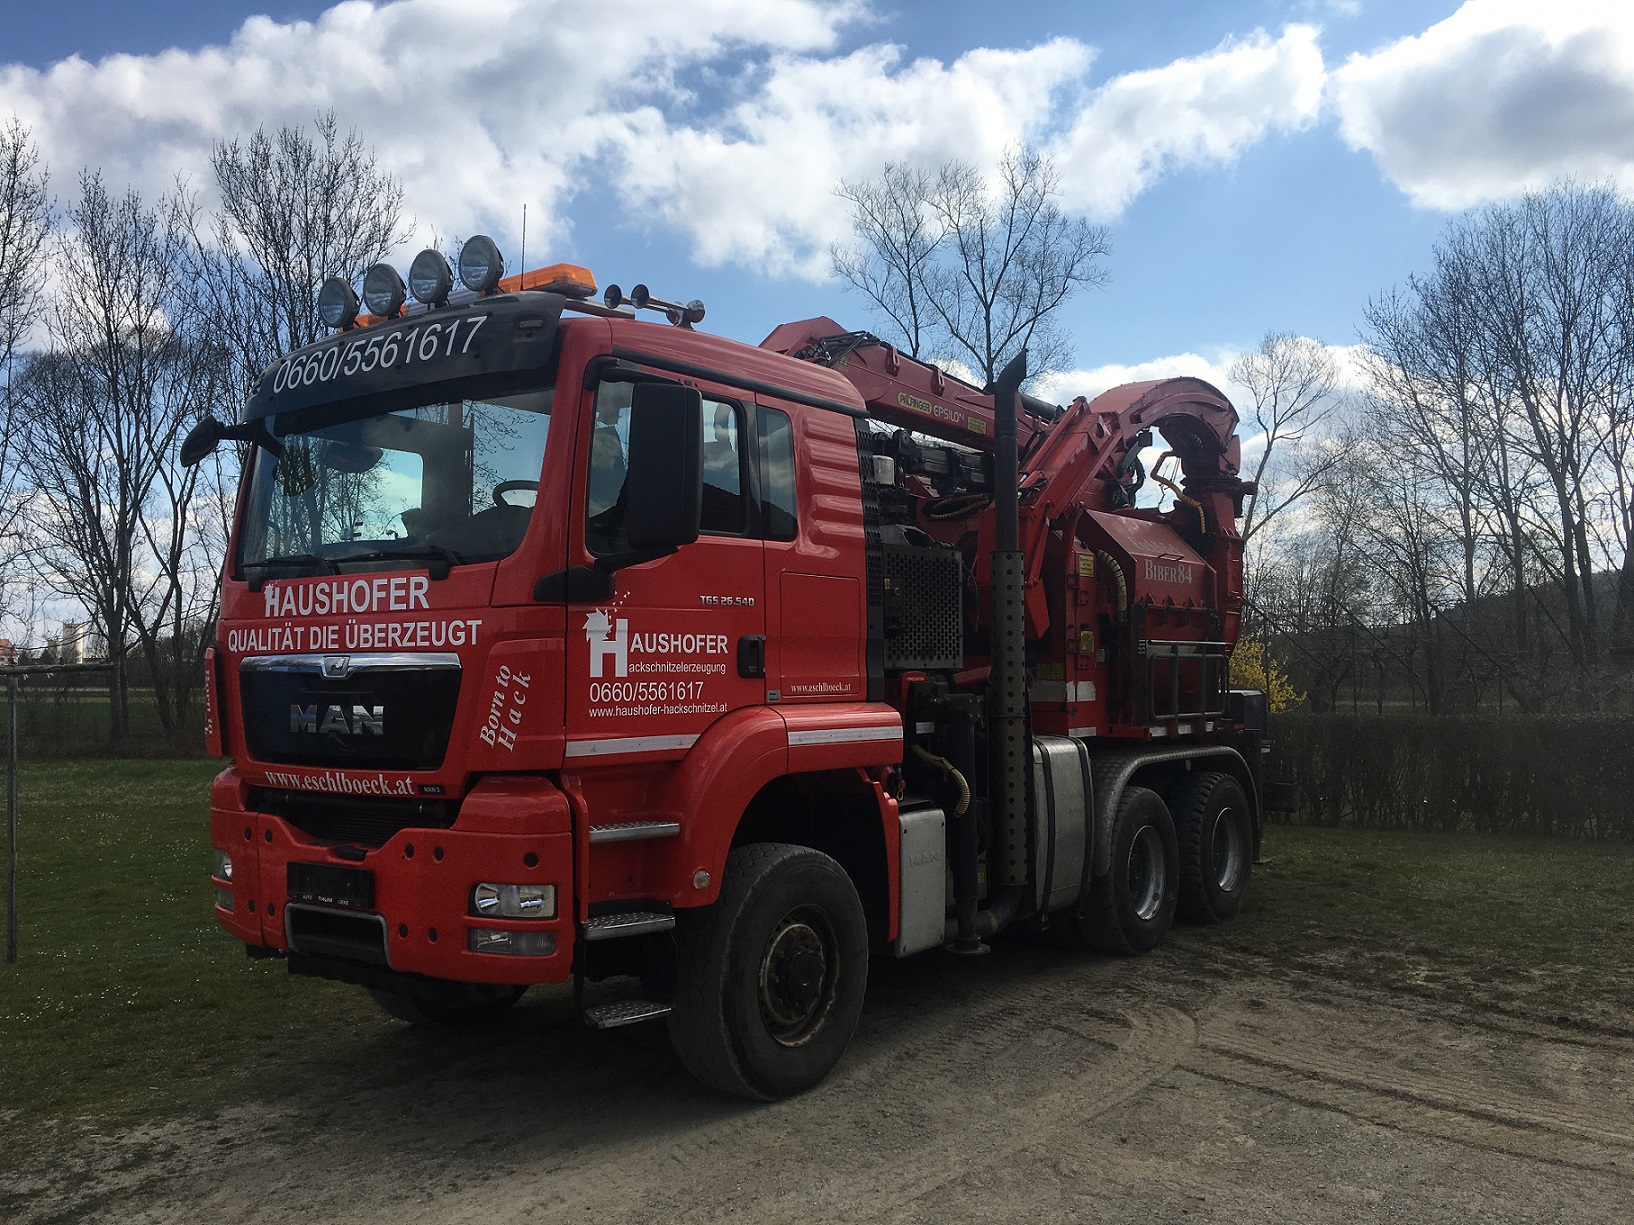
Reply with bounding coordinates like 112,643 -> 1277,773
584,609 -> 731,679
585,609 -> 629,678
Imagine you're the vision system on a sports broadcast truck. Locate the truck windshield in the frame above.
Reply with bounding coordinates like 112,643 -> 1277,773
238,386 -> 552,576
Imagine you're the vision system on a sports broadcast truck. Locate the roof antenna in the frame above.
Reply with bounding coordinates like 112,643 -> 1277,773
519,204 -> 527,289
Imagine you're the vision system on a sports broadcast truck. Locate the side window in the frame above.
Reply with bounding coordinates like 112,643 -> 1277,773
584,384 -> 746,554
700,400 -> 746,534
758,408 -> 797,540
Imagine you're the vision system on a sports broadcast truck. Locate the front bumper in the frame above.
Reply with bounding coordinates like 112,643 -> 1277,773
210,769 -> 575,985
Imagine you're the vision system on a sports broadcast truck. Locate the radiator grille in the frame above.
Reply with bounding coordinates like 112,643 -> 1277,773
249,788 -> 457,848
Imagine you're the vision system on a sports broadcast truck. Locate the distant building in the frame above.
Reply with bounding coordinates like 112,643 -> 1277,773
60,622 -> 83,665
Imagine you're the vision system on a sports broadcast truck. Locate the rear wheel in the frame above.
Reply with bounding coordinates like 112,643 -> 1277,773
1083,786 -> 1178,955
369,981 -> 526,1028
1170,771 -> 1252,923
668,843 -> 869,1100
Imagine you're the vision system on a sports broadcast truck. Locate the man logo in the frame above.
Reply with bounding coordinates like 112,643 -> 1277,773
584,609 -> 629,678
321,655 -> 351,679
290,704 -> 385,735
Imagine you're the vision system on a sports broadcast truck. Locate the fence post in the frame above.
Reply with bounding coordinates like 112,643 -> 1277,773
7,675 -> 17,965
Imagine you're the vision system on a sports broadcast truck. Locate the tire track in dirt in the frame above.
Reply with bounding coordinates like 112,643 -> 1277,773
429,967 -> 1198,1224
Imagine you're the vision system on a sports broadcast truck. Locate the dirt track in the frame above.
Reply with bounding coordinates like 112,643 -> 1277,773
13,927 -> 1634,1225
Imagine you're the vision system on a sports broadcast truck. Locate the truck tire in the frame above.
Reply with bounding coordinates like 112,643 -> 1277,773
1170,771 -> 1252,923
368,982 -> 526,1028
667,842 -> 869,1100
1082,786 -> 1178,955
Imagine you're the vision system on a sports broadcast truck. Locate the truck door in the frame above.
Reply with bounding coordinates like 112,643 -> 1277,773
565,376 -> 765,760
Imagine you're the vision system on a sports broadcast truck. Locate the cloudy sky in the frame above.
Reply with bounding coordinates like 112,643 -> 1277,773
4,0 -> 1634,401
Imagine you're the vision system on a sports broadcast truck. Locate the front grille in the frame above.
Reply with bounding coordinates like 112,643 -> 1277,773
240,653 -> 461,770
250,787 -> 457,848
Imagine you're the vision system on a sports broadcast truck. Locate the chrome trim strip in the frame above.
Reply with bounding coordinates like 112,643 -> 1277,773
787,725 -> 902,747
241,652 -> 462,674
565,734 -> 698,758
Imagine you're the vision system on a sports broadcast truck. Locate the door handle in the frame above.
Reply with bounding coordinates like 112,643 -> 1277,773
737,635 -> 766,679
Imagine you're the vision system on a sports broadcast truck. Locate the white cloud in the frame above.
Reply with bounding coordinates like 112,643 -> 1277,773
1332,0 -> 1634,209
607,38 -> 1095,276
0,2 -> 1330,280
0,0 -> 862,252
1047,25 -> 1327,218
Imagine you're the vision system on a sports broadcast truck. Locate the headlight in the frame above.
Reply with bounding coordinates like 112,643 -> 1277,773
212,849 -> 233,882
317,276 -> 359,328
362,263 -> 406,317
408,249 -> 453,305
471,882 -> 555,919
468,928 -> 555,956
457,234 -> 504,293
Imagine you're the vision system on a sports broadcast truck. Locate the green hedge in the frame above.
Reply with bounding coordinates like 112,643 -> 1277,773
1268,714 -> 1634,841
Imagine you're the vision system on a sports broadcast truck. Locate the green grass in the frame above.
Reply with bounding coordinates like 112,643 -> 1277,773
1202,822 -> 1634,1028
2,763 -> 1632,1166
0,761 -> 391,1136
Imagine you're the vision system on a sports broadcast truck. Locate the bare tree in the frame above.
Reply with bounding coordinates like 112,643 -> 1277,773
0,121 -> 51,612
17,173 -> 217,739
182,111 -> 409,406
832,146 -> 1109,387
1229,331 -> 1341,540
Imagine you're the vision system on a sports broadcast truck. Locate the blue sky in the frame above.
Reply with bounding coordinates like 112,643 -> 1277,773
3,0 -> 1629,398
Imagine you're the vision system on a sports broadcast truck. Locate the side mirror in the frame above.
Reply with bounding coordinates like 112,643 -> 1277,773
624,383 -> 702,552
180,416 -> 228,467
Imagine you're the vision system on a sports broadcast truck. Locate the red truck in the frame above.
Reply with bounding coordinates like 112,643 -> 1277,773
187,237 -> 1267,1099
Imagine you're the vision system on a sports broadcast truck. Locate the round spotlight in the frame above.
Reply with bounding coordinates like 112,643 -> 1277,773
362,263 -> 406,317
458,234 -> 505,294
603,284 -> 624,309
317,277 -> 359,329
408,249 -> 453,305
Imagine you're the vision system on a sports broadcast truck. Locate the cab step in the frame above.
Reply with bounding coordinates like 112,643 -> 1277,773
583,999 -> 673,1029
583,911 -> 675,941
589,820 -> 681,843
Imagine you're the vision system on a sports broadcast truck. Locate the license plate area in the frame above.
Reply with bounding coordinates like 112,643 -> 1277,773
285,903 -> 390,967
288,861 -> 375,910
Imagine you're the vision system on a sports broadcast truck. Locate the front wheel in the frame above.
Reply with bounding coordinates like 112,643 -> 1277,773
668,843 -> 869,1100
1082,786 -> 1179,955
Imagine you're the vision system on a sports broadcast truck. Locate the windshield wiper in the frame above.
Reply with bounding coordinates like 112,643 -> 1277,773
241,552 -> 340,592
335,544 -> 467,579
243,553 -> 341,575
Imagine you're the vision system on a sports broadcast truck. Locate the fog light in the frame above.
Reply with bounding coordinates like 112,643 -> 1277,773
215,886 -> 234,912
408,248 -> 453,305
468,928 -> 555,956
317,276 -> 360,328
212,849 -> 232,882
458,234 -> 504,293
471,882 -> 555,919
362,262 -> 406,317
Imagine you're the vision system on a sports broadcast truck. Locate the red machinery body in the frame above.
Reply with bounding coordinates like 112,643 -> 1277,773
202,266 -> 1264,1098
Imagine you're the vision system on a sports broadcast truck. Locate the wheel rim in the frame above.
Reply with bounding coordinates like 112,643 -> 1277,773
1212,807 -> 1245,892
757,904 -> 840,1048
1127,825 -> 1167,921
